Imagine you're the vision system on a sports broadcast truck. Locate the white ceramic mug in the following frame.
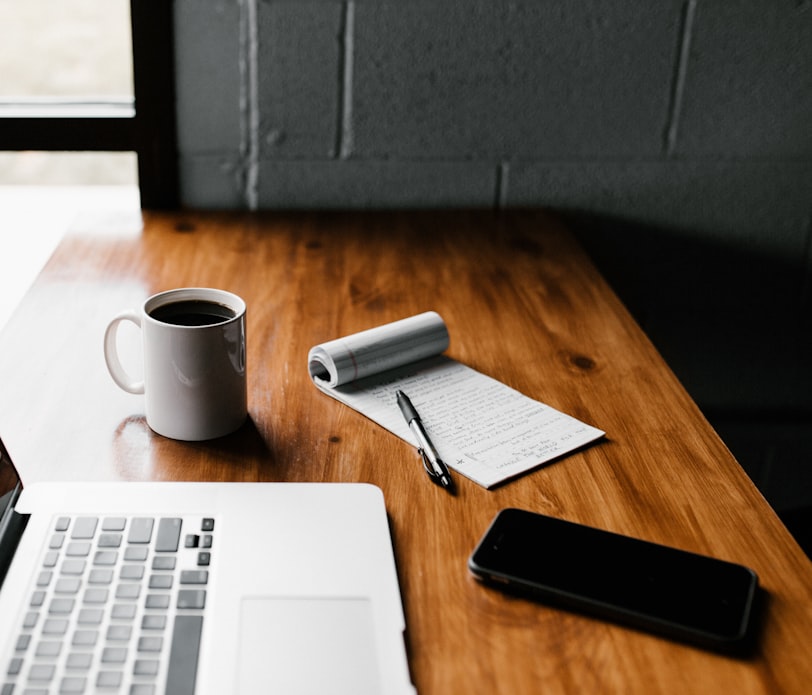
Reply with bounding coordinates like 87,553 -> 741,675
104,287 -> 247,441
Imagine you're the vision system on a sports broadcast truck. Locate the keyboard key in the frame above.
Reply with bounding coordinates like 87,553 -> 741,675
145,594 -> 171,610
93,550 -> 119,566
201,535 -> 213,549
15,634 -> 31,651
124,546 -> 149,562
201,518 -> 214,532
6,657 -> 22,676
101,647 -> 127,664
61,559 -> 86,575
120,565 -> 145,580
89,569 -> 114,585
128,518 -> 154,544
49,534 -> 65,549
23,611 -> 39,628
98,533 -> 123,548
54,517 -> 70,532
43,618 -> 69,635
29,663 -> 55,681
131,685 -> 157,695
137,636 -> 163,653
66,542 -> 91,557
66,652 -> 93,670
106,625 -> 132,641
197,552 -> 211,566
35,640 -> 62,658
59,676 -> 87,693
111,604 -> 137,620
72,630 -> 99,647
134,659 -> 160,676
177,590 -> 206,610
77,608 -> 104,625
97,670 -> 123,687
155,518 -> 182,552
49,598 -> 75,614
55,577 -> 82,594
43,551 -> 59,567
148,574 -> 173,590
72,517 -> 98,539
83,588 -> 109,604
36,570 -> 53,586
102,517 -> 126,531
180,570 -> 208,585
152,556 -> 176,571
115,584 -> 141,600
30,590 -> 46,607
184,535 -> 199,549
166,615 -> 203,695
141,615 -> 167,631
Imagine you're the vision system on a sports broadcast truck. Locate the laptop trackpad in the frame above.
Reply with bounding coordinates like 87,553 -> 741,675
238,597 -> 382,694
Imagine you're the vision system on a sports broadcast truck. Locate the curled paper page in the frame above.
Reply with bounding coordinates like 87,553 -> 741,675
308,311 -> 449,388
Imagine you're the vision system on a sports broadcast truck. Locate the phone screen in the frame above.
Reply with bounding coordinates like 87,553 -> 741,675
469,509 -> 759,650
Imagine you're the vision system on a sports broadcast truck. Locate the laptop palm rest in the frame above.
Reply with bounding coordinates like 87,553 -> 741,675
238,596 -> 382,694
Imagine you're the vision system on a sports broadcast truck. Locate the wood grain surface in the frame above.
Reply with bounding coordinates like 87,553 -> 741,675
1,209 -> 810,693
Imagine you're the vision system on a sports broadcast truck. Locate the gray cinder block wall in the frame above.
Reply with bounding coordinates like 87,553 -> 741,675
174,1 -> 812,526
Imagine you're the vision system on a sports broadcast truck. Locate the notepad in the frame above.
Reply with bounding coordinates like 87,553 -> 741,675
308,312 -> 605,489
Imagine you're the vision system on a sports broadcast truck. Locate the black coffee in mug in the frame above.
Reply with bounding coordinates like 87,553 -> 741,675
149,299 -> 236,326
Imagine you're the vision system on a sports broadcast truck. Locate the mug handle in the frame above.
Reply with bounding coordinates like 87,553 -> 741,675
104,311 -> 145,395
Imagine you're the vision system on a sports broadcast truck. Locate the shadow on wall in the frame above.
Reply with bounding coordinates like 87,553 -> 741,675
566,211 -> 812,557
567,211 -> 812,414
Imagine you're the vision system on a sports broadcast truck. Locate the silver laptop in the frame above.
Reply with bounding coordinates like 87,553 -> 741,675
0,439 -> 415,695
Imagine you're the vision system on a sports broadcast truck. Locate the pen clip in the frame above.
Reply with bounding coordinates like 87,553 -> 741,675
418,448 -> 443,484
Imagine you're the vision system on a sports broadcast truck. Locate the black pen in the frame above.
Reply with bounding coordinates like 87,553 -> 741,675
396,390 -> 454,491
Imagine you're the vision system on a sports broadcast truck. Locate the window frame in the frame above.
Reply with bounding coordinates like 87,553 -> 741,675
0,0 -> 178,209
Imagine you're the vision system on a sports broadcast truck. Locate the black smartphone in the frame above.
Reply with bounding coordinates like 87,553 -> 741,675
468,508 -> 760,652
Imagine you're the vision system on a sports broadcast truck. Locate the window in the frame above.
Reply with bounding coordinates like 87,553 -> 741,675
0,0 -> 177,208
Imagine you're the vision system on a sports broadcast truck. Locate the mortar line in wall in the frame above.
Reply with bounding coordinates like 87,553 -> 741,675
336,2 -> 355,160
664,0 -> 697,157
240,0 -> 259,210
246,0 -> 260,208
237,3 -> 249,203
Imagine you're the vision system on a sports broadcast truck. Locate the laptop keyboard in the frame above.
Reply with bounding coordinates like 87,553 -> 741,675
3,514 -> 215,695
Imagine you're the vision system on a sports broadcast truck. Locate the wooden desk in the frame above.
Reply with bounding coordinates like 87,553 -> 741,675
1,210 -> 810,693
